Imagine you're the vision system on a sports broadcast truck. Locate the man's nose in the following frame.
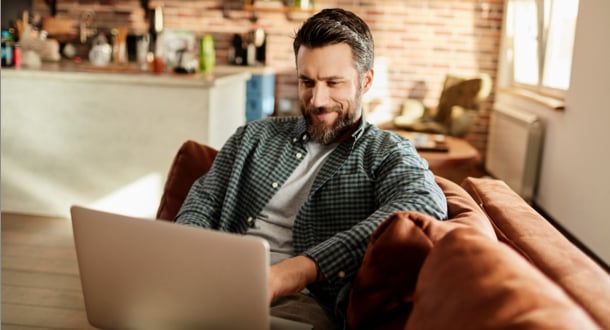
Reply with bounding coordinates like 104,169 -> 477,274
310,85 -> 329,108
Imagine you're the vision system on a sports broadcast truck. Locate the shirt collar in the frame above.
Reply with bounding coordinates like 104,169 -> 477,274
351,109 -> 367,141
292,118 -> 310,145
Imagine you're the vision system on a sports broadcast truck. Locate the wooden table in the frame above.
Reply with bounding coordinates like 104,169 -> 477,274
388,129 -> 482,183
388,130 -> 480,168
2,213 -> 95,329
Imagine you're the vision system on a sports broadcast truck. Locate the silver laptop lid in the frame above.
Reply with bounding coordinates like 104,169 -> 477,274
71,205 -> 270,330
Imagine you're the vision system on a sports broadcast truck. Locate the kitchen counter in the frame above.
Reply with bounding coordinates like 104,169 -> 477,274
1,62 -> 252,218
1,61 -> 254,87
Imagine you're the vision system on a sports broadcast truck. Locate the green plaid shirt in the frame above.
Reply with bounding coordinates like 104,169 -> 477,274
176,115 -> 447,310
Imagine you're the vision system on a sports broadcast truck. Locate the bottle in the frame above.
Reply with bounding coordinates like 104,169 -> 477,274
13,43 -> 21,69
294,0 -> 313,9
199,34 -> 215,75
247,42 -> 256,66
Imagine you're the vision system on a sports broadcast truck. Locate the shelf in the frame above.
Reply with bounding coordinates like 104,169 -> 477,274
243,4 -> 315,14
222,3 -> 314,21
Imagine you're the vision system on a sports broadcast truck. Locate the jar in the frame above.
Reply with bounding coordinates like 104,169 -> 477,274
89,34 -> 112,66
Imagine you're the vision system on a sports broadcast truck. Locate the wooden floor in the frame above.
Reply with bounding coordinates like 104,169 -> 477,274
2,212 -> 96,330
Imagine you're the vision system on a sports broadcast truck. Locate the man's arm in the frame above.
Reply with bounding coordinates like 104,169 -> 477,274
269,137 -> 447,303
175,127 -> 244,227
303,138 -> 448,286
268,255 -> 320,303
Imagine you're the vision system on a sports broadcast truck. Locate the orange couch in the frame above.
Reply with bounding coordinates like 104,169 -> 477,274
158,140 -> 610,329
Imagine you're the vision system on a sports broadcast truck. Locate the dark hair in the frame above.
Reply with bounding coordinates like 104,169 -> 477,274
293,8 -> 374,75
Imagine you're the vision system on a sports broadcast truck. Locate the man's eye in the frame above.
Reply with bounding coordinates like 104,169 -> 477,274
327,81 -> 340,86
301,80 -> 315,87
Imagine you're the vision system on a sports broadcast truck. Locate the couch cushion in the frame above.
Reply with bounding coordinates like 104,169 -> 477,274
434,176 -> 496,240
346,176 -> 496,329
156,140 -> 218,221
406,227 -> 599,329
346,211 -> 432,330
461,177 -> 610,329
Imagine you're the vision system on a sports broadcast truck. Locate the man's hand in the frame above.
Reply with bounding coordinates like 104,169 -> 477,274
268,255 -> 319,303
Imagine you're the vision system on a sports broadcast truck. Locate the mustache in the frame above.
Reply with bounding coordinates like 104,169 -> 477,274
305,106 -> 341,115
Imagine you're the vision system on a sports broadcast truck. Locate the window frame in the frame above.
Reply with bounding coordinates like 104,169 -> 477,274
503,0 -> 579,101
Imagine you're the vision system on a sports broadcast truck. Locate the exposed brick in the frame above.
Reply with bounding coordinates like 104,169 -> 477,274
31,0 -> 502,154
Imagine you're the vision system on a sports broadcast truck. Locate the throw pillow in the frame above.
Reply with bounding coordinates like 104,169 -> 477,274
346,176 -> 497,329
156,140 -> 218,221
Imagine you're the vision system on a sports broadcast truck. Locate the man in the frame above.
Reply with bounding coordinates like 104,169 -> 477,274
176,8 -> 447,329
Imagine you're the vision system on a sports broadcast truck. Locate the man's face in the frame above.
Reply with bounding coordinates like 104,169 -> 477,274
296,43 -> 373,144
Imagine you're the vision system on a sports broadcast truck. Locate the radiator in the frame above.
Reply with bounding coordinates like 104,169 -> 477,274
485,104 -> 544,202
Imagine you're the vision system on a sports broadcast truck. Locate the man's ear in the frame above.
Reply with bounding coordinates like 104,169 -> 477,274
362,69 -> 374,93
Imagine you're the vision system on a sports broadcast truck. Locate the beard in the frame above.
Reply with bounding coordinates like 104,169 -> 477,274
301,92 -> 363,145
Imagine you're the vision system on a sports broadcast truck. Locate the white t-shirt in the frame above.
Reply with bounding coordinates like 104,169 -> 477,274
246,141 -> 338,265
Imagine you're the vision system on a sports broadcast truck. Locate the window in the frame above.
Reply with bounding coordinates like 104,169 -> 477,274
504,0 -> 579,98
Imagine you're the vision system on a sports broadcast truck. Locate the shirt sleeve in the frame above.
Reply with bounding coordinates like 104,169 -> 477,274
174,127 -> 245,228
304,137 -> 447,286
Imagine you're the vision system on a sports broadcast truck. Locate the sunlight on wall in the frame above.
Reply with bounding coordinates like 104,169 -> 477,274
364,57 -> 395,126
89,173 -> 163,219
1,155 -> 85,217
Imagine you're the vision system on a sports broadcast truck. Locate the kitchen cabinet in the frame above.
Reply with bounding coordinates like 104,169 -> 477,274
246,72 -> 275,122
215,65 -> 276,122
1,67 -> 250,218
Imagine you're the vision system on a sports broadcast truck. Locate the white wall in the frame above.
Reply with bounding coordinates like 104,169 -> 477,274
496,0 -> 610,264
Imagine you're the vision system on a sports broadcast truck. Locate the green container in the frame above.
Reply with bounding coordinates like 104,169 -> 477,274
199,34 -> 215,74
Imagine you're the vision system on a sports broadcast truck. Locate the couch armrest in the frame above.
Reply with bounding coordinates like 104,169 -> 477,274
406,227 -> 599,330
461,177 -> 610,329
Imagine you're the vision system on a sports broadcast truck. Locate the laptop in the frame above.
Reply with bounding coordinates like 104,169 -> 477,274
70,206 -> 313,330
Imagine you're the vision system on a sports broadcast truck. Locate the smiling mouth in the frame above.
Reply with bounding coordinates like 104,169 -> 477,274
311,112 -> 339,127
310,106 -> 337,117
314,112 -> 333,120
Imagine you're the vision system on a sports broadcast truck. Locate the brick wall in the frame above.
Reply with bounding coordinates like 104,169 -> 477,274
32,0 -> 504,158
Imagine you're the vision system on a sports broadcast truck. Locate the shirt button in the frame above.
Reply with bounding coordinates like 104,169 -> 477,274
272,182 -> 279,188
292,137 -> 298,143
302,135 -> 308,141
295,152 -> 303,159
338,271 -> 346,279
247,217 -> 254,224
